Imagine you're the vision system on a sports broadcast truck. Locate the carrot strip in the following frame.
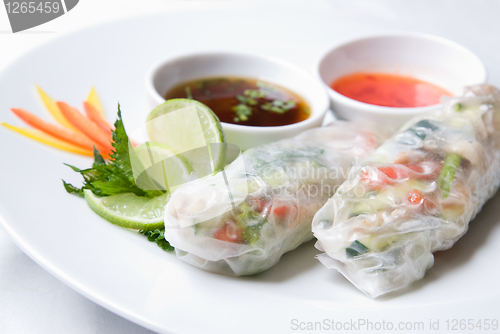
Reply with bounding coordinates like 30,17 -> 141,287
83,101 -> 113,135
36,85 -> 82,133
86,87 -> 105,116
10,108 -> 98,150
57,102 -> 113,151
1,122 -> 93,156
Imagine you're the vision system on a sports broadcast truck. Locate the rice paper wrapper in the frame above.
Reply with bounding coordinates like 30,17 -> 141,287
312,84 -> 500,298
164,121 -> 390,276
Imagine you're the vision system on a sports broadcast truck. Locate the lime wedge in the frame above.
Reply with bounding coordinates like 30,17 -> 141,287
84,189 -> 170,230
131,141 -> 195,192
146,99 -> 226,175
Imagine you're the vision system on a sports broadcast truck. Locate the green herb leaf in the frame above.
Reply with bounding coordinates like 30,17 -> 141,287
261,99 -> 296,114
92,146 -> 105,166
244,89 -> 267,99
438,153 -> 462,199
185,86 -> 193,99
274,99 -> 284,107
62,105 -> 165,198
346,240 -> 369,258
236,95 -> 248,104
110,107 -> 136,184
62,180 -> 83,196
232,104 -> 252,121
140,229 -> 174,251
256,81 -> 276,90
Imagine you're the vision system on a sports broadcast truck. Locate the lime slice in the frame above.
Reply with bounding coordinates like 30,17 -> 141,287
131,141 -> 194,191
146,99 -> 226,175
84,189 -> 170,230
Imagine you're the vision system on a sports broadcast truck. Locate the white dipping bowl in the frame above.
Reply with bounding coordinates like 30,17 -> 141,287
317,33 -> 487,128
146,52 -> 330,151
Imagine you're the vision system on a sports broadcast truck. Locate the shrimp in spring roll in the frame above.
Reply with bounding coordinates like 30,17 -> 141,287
312,85 -> 500,298
164,121 -> 389,276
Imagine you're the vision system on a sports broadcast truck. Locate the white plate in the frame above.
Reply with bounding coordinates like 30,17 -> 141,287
1,3 -> 499,333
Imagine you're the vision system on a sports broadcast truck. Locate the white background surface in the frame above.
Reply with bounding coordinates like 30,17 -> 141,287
1,1 -> 500,333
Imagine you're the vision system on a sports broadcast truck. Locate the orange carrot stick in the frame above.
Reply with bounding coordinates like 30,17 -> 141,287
11,108 -> 97,151
57,102 -> 113,151
83,101 -> 113,135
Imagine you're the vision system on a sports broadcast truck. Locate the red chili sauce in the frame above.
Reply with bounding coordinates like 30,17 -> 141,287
331,72 -> 452,108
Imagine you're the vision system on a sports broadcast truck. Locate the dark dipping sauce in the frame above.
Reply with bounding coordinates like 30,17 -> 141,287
164,77 -> 310,126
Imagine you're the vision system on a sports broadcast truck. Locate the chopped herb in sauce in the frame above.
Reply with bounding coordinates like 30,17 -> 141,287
164,77 -> 310,126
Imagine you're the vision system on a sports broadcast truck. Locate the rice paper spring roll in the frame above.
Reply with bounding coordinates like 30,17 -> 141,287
312,85 -> 500,298
164,121 -> 389,276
